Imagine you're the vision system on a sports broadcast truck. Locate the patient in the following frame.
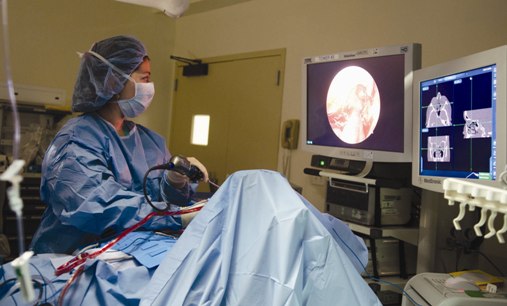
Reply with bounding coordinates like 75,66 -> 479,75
142,170 -> 379,305
1,170 -> 380,305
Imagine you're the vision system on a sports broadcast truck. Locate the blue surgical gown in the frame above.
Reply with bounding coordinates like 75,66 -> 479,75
30,113 -> 190,254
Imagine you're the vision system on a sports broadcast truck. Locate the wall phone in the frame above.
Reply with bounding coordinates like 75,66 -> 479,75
281,119 -> 299,149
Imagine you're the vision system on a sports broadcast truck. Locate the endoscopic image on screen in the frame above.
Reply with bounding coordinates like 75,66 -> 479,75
306,54 -> 405,153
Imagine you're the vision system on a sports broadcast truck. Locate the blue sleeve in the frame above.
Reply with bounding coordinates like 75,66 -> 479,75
41,135 -> 183,236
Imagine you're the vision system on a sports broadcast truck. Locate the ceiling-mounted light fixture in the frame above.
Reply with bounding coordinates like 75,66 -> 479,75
114,0 -> 190,18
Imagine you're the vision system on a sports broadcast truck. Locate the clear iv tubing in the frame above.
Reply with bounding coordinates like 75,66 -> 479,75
1,0 -> 25,254
1,0 -> 20,160
209,180 -> 220,190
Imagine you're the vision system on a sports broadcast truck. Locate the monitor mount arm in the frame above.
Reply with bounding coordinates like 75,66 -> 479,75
170,55 -> 208,77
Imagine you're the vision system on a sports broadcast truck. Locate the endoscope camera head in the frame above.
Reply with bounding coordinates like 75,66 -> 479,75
168,155 -> 204,182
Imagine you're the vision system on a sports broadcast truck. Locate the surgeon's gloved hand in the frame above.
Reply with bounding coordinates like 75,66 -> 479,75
187,157 -> 209,183
166,156 -> 209,188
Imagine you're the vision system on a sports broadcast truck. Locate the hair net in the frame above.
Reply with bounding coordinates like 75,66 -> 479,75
72,35 -> 148,112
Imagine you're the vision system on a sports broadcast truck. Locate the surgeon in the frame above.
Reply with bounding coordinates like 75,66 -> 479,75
30,35 -> 208,255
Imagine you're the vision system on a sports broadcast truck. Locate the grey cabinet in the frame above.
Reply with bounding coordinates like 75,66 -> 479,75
0,102 -> 70,262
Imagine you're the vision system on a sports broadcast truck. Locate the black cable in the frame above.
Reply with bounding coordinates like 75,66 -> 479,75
0,277 -> 44,306
472,250 -> 505,277
30,262 -> 50,305
455,248 -> 461,272
142,157 -> 205,211
143,164 -> 171,212
32,280 -> 43,306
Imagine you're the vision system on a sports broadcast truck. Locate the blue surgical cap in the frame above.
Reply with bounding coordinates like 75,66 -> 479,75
72,35 -> 148,113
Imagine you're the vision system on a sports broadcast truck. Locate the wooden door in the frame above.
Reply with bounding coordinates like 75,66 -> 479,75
169,49 -> 285,190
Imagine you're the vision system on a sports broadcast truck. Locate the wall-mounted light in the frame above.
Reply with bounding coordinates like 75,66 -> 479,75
191,114 -> 210,146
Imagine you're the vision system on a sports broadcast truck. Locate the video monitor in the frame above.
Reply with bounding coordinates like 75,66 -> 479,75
412,45 -> 507,193
302,44 -> 422,165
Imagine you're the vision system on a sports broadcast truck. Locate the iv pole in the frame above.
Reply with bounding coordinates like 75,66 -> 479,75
0,0 -> 35,302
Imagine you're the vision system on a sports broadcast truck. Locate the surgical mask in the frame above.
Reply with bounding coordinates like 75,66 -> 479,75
117,80 -> 155,118
85,50 -> 155,117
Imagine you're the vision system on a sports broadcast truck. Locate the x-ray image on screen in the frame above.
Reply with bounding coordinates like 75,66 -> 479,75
418,64 -> 496,179
426,92 -> 452,128
427,135 -> 450,162
463,108 -> 492,139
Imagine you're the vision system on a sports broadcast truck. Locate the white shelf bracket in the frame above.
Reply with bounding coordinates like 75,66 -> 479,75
443,178 -> 507,244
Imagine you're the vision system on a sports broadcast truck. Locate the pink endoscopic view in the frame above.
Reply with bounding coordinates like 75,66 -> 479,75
326,66 -> 380,144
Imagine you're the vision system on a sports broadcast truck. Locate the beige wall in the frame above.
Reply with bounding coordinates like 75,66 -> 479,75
173,0 -> 507,211
0,0 -> 176,136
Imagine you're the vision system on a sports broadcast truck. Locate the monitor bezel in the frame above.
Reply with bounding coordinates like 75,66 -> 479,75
301,43 -> 422,163
412,45 -> 507,193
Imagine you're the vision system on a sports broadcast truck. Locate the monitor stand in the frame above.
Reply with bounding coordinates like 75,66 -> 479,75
356,159 -> 373,178
310,154 -> 373,177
